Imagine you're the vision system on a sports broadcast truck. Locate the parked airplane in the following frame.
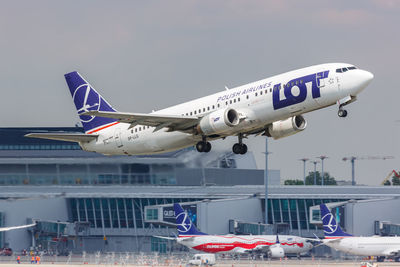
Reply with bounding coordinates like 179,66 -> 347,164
320,203 -> 400,262
26,63 -> 373,155
156,203 -> 312,257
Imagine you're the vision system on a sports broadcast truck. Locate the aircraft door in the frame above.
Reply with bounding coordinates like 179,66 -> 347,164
114,128 -> 123,148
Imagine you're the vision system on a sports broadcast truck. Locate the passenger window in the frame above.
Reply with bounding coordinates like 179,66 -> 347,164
190,112 -> 193,115
135,128 -> 137,132
186,113 -> 188,116
230,100 -> 232,104
260,91 -> 263,95
265,89 -> 267,94
255,92 -> 258,97
226,101 -> 228,105
194,111 -> 197,114
198,109 -> 201,113
246,95 -> 249,99
238,98 -> 240,102
203,108 -> 205,112
207,107 -> 210,111
131,129 -> 133,133
234,99 -> 236,103
217,104 -> 220,108
212,105 -> 215,109
270,88 -> 272,92
139,127 -> 141,131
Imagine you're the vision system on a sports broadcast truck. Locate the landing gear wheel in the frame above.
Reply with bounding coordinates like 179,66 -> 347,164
232,143 -> 248,154
196,141 -> 206,152
204,142 -> 212,153
196,141 -> 212,153
338,108 -> 348,118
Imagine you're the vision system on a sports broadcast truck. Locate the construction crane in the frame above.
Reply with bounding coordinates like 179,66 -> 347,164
381,170 -> 400,185
342,156 -> 394,186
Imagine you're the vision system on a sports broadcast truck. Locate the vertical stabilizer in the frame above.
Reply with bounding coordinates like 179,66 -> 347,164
320,204 -> 352,238
65,71 -> 117,133
173,203 -> 207,236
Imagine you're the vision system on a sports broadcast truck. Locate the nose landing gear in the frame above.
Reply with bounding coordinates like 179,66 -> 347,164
338,107 -> 348,118
232,133 -> 248,155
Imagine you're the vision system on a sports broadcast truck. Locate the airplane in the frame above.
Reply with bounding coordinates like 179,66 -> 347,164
319,203 -> 400,262
156,203 -> 313,257
26,63 -> 373,155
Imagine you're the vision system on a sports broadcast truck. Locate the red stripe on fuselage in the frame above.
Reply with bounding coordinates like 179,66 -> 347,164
87,122 -> 120,134
191,241 -> 304,253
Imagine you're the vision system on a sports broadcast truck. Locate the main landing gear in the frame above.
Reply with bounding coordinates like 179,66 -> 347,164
338,106 -> 348,118
196,137 -> 212,153
232,134 -> 247,155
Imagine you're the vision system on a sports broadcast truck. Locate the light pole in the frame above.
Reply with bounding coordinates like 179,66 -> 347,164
317,156 -> 328,186
264,137 -> 269,225
312,161 -> 319,185
299,158 -> 309,185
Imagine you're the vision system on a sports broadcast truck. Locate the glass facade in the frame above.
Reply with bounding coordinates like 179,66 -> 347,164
0,163 -> 179,186
69,198 -> 200,229
266,198 -> 342,231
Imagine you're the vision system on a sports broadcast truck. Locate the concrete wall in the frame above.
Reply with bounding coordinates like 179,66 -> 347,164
197,198 -> 263,234
345,198 -> 400,236
0,198 -> 68,251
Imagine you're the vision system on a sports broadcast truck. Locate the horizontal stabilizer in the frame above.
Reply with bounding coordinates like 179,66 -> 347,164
0,223 -> 36,232
25,133 -> 98,143
153,235 -> 177,241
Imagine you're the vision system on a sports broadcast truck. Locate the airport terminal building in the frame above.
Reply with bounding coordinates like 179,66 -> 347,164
1,127 -> 400,256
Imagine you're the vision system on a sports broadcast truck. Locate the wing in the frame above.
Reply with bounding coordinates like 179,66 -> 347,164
0,223 -> 36,232
153,235 -> 177,241
82,111 -> 199,132
25,133 -> 98,143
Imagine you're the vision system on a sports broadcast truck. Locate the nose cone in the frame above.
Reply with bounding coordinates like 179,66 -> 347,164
361,70 -> 374,86
350,69 -> 374,95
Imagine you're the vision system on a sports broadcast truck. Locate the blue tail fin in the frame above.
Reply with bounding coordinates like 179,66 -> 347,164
320,204 -> 352,238
173,203 -> 207,236
65,71 -> 117,133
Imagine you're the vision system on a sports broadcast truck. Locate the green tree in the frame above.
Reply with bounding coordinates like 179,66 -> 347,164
305,171 -> 337,185
284,179 -> 304,185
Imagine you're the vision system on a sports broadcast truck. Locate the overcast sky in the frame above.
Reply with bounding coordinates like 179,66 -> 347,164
1,0 -> 399,185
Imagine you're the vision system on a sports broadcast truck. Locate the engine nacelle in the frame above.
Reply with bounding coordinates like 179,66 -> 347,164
197,108 -> 240,135
265,115 -> 307,140
269,245 -> 284,258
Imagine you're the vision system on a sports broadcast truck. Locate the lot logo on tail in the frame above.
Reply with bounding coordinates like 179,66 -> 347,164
321,213 -> 338,234
73,84 -> 101,123
176,211 -> 193,234
65,71 -> 117,132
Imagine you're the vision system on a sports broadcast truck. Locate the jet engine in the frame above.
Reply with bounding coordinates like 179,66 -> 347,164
265,115 -> 307,140
197,108 -> 240,135
269,245 -> 284,258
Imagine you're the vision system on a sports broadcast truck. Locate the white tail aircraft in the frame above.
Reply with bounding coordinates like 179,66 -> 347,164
320,204 -> 400,262
26,63 -> 373,155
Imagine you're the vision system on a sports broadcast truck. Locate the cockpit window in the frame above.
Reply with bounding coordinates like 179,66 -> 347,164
337,66 -> 357,73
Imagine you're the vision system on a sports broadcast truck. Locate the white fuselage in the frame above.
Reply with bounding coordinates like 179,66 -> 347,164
324,236 -> 400,256
177,234 -> 312,254
80,63 -> 372,155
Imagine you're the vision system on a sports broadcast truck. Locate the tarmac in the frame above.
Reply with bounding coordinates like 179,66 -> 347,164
0,260 -> 400,267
